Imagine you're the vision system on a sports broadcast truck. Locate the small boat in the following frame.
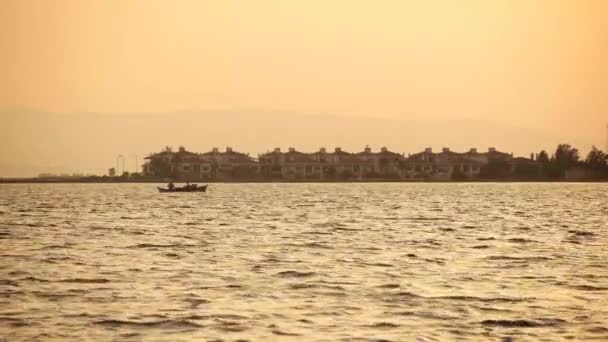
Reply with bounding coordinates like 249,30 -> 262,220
157,184 -> 208,193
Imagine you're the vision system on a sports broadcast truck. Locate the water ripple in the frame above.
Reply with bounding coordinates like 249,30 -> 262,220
1,182 -> 606,340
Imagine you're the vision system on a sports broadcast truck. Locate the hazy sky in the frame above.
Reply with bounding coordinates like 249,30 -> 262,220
1,0 -> 607,176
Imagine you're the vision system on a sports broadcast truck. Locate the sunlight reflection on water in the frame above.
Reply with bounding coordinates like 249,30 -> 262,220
1,183 -> 607,340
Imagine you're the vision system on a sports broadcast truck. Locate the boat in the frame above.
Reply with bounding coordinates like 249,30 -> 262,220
157,184 -> 208,193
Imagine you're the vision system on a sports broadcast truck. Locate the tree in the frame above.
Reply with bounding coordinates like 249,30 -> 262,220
479,159 -> 511,179
585,146 -> 607,170
537,150 -> 550,164
554,144 -> 579,169
513,163 -> 540,179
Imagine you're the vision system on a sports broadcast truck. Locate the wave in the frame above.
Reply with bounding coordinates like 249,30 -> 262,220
394,311 -> 457,321
332,227 -> 360,232
393,291 -> 423,299
587,326 -> 608,334
31,291 -> 75,301
569,284 -> 608,291
94,319 -> 202,330
184,298 -> 210,308
19,277 -> 51,282
18,277 -> 110,284
435,295 -> 530,303
569,230 -> 596,237
0,316 -> 32,327
128,243 -> 198,249
366,322 -> 400,328
276,270 -> 316,278
212,321 -> 249,332
286,242 -> 332,249
58,278 -> 111,284
386,290 -> 530,304
0,279 -> 19,286
35,244 -> 73,250
471,245 -> 490,249
303,230 -> 334,236
480,318 -> 566,328
508,238 -> 538,244
409,217 -> 445,221
288,283 -> 346,291
362,262 -> 394,267
485,256 -> 551,262
272,329 -> 301,336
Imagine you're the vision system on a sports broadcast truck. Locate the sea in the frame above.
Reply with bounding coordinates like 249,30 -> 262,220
1,183 -> 607,341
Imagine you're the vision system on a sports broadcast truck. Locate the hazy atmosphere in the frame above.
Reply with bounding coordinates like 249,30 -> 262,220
3,2 -> 608,341
1,0 -> 607,176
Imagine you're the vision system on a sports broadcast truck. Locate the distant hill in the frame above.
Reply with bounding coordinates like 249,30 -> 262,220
0,109 -> 597,177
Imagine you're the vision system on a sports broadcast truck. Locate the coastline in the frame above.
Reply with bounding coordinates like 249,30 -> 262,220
1,178 -> 607,184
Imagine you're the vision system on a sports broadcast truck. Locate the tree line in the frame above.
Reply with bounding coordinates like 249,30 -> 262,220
482,144 -> 608,180
538,144 -> 608,180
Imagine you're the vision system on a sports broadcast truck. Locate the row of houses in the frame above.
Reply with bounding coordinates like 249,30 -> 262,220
142,146 -> 536,181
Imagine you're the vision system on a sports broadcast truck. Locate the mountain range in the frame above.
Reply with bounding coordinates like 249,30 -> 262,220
0,109 -> 599,177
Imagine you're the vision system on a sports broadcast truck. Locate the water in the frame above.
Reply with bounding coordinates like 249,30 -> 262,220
1,183 -> 607,341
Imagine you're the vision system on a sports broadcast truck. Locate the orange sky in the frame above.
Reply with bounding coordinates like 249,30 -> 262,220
1,0 -> 607,175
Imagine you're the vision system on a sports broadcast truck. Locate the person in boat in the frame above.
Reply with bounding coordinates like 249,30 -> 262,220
168,182 -> 175,190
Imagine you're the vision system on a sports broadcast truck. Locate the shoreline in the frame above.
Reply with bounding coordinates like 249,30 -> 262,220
1,179 -> 607,184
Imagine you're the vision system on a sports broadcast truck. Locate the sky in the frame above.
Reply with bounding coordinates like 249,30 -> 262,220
1,0 -> 607,176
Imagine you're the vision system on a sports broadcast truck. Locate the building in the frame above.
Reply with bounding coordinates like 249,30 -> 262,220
143,146 -> 212,181
258,146 -> 401,180
356,146 -> 405,179
258,147 -> 347,180
142,145 -> 533,181
404,148 -> 484,180
200,147 -> 258,180
403,147 -> 515,180
143,146 -> 257,181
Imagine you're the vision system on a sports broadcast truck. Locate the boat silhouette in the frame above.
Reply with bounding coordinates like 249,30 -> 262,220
157,184 -> 208,193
